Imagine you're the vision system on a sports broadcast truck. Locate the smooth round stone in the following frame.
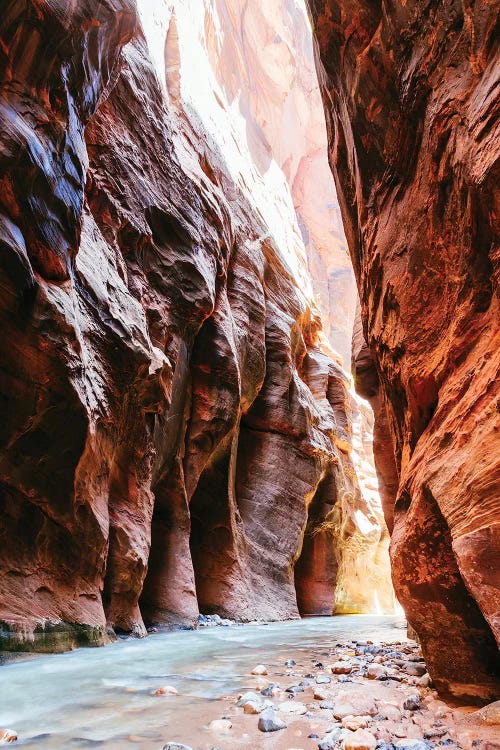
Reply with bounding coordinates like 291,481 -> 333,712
403,695 -> 421,711
236,691 -> 262,706
423,726 -> 448,739
162,744 -> 192,750
333,703 -> 357,719
320,701 -> 335,710
393,740 -> 430,750
314,688 -> 329,700
402,663 -> 427,677
318,728 -> 342,750
243,700 -> 266,714
261,684 -> 281,697
368,665 -> 388,680
251,664 -> 268,675
0,729 -> 17,745
342,716 -> 371,731
258,709 -> 287,732
343,728 -> 377,750
331,661 -> 353,674
285,659 -> 297,667
316,675 -> 331,684
279,701 -> 308,715
153,685 -> 178,695
379,705 -> 402,721
209,719 -> 232,731
417,674 -> 431,688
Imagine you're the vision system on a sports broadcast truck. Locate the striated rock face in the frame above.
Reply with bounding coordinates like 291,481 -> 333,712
308,0 -> 500,702
0,0 -> 392,650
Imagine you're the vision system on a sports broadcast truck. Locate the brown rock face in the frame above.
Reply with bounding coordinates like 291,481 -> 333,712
0,0 -> 392,650
307,0 -> 500,701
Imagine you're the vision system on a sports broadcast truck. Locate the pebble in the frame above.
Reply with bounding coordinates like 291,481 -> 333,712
286,685 -> 304,694
393,724 -> 408,738
314,688 -> 329,700
333,702 -> 357,719
368,665 -> 388,680
236,691 -> 262,706
331,661 -> 353,674
320,701 -> 335,710
343,728 -> 377,750
243,700 -> 267,714
417,674 -> 431,688
162,745 -> 192,750
403,696 -> 422,711
258,708 -> 287,732
251,664 -> 268,675
379,705 -> 402,721
279,701 -> 308,716
402,663 -> 427,677
318,727 -> 342,750
153,685 -> 178,696
423,726 -> 448,739
261,684 -> 281,697
0,730 -> 17,745
393,740 -> 430,750
342,715 -> 371,731
286,659 -> 297,667
316,675 -> 332,684
208,719 -> 232,731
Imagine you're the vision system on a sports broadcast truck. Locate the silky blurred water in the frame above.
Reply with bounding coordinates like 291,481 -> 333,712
0,615 -> 407,749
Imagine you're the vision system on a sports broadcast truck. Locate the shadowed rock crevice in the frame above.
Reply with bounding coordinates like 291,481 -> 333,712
294,470 -> 338,617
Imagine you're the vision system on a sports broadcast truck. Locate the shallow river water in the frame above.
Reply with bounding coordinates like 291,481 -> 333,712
0,615 -> 408,749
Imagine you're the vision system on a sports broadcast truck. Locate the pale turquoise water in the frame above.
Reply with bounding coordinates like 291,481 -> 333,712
0,615 -> 407,749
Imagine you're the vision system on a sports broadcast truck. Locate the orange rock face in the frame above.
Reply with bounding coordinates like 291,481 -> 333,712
307,0 -> 500,702
0,0 -> 392,649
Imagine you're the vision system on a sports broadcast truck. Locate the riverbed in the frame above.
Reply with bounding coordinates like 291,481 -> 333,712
0,615 -> 411,748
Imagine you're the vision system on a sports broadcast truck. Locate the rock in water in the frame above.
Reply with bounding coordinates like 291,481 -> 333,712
153,686 -> 178,695
251,665 -> 268,676
258,709 -> 287,732
0,730 -> 17,745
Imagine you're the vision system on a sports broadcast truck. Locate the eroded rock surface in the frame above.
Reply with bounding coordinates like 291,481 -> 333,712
0,0 -> 392,649
308,0 -> 500,701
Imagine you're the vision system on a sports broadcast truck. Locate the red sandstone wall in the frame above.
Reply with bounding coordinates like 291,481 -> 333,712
307,0 -> 500,702
0,0 -> 392,651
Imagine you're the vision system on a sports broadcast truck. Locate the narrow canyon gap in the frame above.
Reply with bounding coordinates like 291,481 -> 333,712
306,0 -> 500,702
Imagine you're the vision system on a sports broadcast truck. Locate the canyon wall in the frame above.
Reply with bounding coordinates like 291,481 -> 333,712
307,0 -> 500,702
0,0 -> 392,651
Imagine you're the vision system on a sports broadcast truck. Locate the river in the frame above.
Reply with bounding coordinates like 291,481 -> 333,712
0,615 -> 408,749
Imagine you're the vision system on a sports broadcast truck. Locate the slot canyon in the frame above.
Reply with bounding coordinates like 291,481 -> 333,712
0,0 -> 498,748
